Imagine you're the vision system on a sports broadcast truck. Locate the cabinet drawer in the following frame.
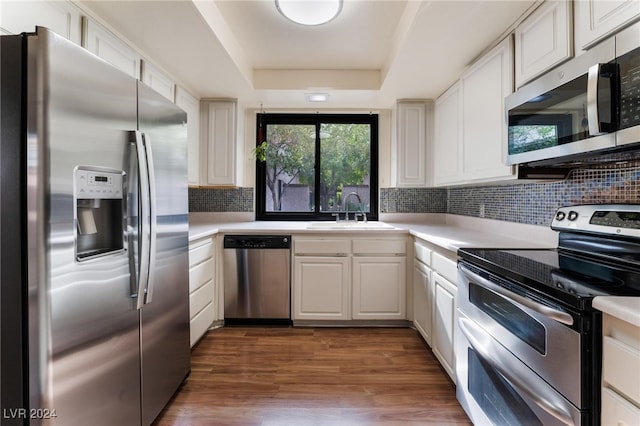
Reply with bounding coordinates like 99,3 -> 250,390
414,241 -> 432,266
190,302 -> 214,347
189,238 -> 214,267
432,251 -> 458,284
603,335 -> 640,404
601,387 -> 640,426
294,239 -> 350,255
353,239 -> 406,255
189,258 -> 214,293
189,280 -> 214,320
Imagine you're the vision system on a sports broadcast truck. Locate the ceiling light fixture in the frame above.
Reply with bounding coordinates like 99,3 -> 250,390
305,93 -> 330,102
275,0 -> 343,26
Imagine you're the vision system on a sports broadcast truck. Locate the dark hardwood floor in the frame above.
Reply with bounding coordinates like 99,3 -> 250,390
153,326 -> 472,426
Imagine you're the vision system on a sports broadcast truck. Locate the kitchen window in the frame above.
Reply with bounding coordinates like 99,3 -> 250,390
255,113 -> 378,221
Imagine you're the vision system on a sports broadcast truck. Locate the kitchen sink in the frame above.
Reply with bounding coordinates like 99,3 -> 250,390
306,221 -> 396,230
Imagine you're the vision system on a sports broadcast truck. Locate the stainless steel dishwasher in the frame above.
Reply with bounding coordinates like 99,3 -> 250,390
223,235 -> 291,324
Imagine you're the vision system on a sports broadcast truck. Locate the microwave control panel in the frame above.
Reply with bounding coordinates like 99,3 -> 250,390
619,46 -> 640,130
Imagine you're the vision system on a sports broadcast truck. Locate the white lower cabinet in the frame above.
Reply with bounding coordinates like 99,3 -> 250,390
412,238 -> 458,383
293,256 -> 350,320
413,259 -> 432,345
188,237 -> 216,347
601,312 -> 640,425
432,272 -> 456,381
352,257 -> 406,320
292,236 -> 407,322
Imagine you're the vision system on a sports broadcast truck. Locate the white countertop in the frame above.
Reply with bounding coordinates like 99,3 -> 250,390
190,213 -> 640,327
189,213 -> 558,252
593,296 -> 640,328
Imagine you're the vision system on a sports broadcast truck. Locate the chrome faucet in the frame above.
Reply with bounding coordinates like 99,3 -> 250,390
343,192 -> 367,222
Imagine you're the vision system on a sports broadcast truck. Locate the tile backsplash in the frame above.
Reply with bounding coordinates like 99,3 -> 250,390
189,187 -> 253,212
449,162 -> 640,225
379,188 -> 447,214
189,161 -> 639,226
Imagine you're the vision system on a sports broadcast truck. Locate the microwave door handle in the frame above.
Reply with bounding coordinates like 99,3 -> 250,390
459,264 -> 574,326
587,64 -> 603,136
458,317 -> 576,426
141,133 -> 157,305
134,130 -> 151,310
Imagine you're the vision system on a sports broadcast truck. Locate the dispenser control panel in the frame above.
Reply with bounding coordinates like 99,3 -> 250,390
74,167 -> 123,199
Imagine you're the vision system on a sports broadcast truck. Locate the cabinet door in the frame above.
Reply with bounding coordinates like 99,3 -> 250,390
575,0 -> 640,51
141,60 -> 175,102
462,36 -> 515,182
433,82 -> 462,186
293,257 -> 350,320
394,101 -> 431,187
352,257 -> 406,320
413,260 -> 432,345
175,87 -> 201,186
515,0 -> 572,87
82,17 -> 141,79
432,272 -> 456,382
201,100 -> 237,186
0,0 -> 82,43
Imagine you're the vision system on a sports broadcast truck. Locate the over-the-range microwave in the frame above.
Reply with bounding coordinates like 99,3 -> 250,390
505,21 -> 640,166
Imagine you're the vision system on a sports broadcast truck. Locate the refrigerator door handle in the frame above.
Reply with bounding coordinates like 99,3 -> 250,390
134,130 -> 151,309
142,133 -> 157,305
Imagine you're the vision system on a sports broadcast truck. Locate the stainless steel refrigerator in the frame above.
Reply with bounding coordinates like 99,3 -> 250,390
1,27 -> 190,426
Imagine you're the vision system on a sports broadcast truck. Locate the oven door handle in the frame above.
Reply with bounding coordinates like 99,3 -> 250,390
459,264 -> 574,326
459,316 -> 576,426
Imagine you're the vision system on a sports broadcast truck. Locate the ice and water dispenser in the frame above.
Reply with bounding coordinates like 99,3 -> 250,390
74,166 -> 125,261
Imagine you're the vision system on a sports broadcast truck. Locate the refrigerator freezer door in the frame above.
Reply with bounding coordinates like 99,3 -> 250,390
137,82 -> 190,426
27,28 -> 141,425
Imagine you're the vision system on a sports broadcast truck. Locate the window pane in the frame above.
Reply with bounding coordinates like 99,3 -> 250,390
264,124 -> 315,212
319,123 -> 371,213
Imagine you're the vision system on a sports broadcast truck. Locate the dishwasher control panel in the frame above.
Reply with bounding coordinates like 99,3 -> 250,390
223,235 -> 291,249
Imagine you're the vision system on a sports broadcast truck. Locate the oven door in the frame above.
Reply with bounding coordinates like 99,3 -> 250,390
458,263 -> 584,408
456,310 -> 585,426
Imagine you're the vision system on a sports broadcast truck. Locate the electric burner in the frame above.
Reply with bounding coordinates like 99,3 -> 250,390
459,205 -> 640,310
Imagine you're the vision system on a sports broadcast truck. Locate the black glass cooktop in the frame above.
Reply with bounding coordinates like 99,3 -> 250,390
458,247 -> 640,311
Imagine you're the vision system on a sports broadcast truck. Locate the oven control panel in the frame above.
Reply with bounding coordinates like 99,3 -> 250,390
551,205 -> 640,237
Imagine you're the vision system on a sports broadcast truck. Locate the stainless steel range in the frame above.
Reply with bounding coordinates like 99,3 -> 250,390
456,205 -> 640,426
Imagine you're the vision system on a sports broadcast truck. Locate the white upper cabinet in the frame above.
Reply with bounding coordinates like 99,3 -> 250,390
82,17 -> 141,79
393,100 -> 432,187
0,0 -> 82,44
515,0 -> 573,87
433,37 -> 515,186
200,100 -> 237,186
175,86 -> 201,187
574,0 -> 640,51
461,36 -> 515,182
433,82 -> 462,186
141,60 -> 175,102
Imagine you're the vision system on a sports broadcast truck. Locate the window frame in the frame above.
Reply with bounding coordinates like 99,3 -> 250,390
255,113 -> 379,221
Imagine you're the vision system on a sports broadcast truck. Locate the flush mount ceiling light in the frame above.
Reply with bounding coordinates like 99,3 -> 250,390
305,93 -> 330,102
275,0 -> 343,26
